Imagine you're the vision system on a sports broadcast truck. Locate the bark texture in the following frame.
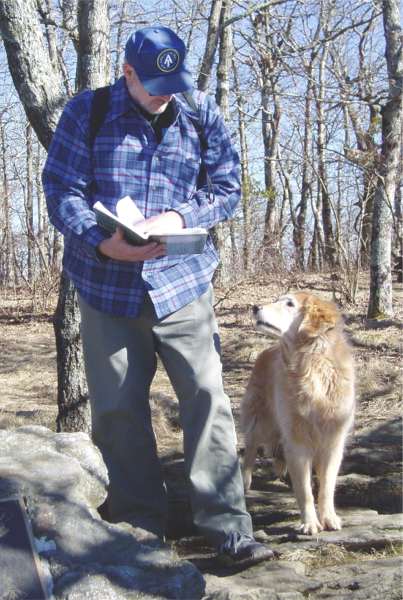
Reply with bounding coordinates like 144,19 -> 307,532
76,0 -> 110,90
54,274 -> 91,433
54,0 -> 111,431
368,0 -> 401,318
0,0 -> 65,149
197,0 -> 223,92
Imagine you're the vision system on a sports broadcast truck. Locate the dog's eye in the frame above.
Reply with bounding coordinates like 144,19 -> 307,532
286,300 -> 295,307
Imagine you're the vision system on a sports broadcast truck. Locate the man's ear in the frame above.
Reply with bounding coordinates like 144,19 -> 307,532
298,298 -> 339,339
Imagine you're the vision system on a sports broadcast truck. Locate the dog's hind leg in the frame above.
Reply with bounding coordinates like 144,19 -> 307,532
272,442 -> 287,480
284,443 -> 323,535
316,431 -> 347,530
242,432 -> 259,492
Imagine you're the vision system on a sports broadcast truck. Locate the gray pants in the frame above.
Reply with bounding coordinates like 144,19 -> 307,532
78,287 -> 252,545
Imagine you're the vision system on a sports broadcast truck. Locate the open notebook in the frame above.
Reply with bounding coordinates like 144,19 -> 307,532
93,196 -> 207,256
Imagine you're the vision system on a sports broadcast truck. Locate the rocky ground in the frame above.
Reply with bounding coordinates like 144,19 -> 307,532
0,417 -> 401,599
167,415 -> 402,599
0,274 -> 402,598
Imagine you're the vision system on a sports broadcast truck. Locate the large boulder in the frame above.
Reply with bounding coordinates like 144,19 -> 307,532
0,426 -> 205,599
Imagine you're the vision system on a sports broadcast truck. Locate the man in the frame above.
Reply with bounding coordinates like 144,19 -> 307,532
43,25 -> 274,566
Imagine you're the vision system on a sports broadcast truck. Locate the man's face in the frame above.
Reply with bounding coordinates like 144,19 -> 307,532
123,64 -> 172,115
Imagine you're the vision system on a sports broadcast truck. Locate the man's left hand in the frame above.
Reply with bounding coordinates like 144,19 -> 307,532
143,211 -> 184,235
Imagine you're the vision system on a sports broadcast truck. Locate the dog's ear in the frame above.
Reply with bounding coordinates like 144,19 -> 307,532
298,298 -> 339,339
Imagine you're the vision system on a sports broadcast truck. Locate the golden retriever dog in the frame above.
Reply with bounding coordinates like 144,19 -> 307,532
241,293 -> 355,535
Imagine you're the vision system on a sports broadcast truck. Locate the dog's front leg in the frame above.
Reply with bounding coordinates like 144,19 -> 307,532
317,432 -> 346,531
284,444 -> 323,535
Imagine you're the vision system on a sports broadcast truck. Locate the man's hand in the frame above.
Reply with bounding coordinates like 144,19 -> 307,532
142,210 -> 185,235
98,227 -> 166,261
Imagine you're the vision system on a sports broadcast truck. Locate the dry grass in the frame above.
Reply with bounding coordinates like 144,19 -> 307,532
0,321 -> 58,430
282,542 -> 403,575
0,273 -> 401,445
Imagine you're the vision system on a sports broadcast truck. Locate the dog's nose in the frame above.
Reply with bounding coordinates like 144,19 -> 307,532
252,305 -> 261,315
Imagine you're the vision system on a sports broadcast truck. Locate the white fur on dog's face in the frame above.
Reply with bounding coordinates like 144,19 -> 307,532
254,295 -> 303,337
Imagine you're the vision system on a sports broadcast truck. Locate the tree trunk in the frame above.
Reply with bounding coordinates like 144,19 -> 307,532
76,0 -> 110,90
197,0 -> 223,92
295,72 -> 314,269
113,0 -> 127,81
215,1 -> 232,117
316,40 -> 337,268
54,0 -> 111,432
368,0 -> 401,318
233,60 -> 251,272
0,0 -> 65,149
35,143 -> 48,272
214,0 -> 233,285
54,272 -> 91,432
393,133 -> 402,282
0,0 -> 110,433
0,116 -> 15,286
26,123 -> 35,282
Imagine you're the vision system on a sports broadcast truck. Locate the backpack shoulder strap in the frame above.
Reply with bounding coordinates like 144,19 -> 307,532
181,90 -> 199,113
179,91 -> 214,203
89,86 -> 111,148
179,91 -> 208,151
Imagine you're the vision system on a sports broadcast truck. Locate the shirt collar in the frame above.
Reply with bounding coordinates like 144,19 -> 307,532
104,76 -> 136,123
105,76 -> 182,125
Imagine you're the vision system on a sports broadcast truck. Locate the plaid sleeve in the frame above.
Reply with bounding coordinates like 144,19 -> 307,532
174,92 -> 241,230
42,92 -> 108,259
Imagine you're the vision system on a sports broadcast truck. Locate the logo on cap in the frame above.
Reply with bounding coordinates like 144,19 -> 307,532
157,49 -> 180,73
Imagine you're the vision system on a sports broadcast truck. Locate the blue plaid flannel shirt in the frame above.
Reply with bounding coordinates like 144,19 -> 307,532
42,77 -> 240,318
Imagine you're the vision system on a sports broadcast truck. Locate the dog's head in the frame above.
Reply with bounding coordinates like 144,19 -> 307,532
252,293 -> 342,341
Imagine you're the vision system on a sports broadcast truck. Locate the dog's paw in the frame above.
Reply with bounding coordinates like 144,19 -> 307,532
320,512 -> 342,531
299,518 -> 323,536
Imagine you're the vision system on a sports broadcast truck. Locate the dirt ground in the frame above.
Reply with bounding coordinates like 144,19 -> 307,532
0,273 -> 402,451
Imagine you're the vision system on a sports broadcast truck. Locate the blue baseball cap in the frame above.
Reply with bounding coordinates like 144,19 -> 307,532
125,26 -> 194,95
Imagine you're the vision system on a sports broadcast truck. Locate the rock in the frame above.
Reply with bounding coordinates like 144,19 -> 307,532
313,557 -> 402,599
1,416 -> 402,600
0,426 -> 108,508
203,560 -> 321,599
204,590 -> 304,599
54,561 -> 204,599
272,510 -> 403,555
0,426 -> 205,600
336,472 -> 402,513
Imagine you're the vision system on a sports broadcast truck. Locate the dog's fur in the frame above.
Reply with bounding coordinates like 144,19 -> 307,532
241,293 -> 355,535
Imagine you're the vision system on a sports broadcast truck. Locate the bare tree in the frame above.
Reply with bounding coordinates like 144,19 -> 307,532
197,0 -> 223,91
233,59 -> 252,271
368,0 -> 401,319
76,0 -> 110,90
0,0 -> 110,433
55,0 -> 110,432
0,0 -> 65,148
0,112 -> 16,286
252,8 -> 283,255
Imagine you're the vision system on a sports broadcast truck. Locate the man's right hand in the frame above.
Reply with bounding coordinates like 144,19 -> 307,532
97,227 -> 166,261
